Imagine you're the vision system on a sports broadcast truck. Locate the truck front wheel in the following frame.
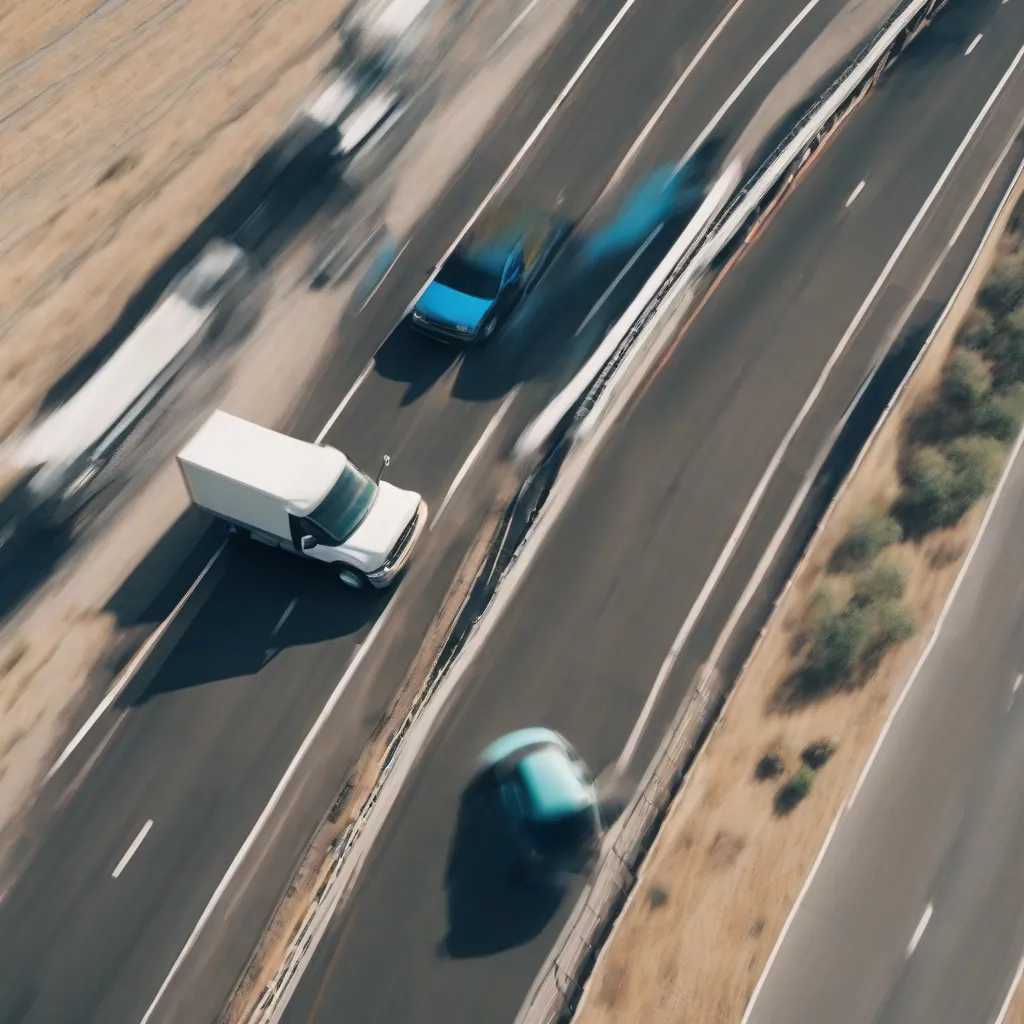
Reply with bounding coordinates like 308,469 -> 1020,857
338,566 -> 369,589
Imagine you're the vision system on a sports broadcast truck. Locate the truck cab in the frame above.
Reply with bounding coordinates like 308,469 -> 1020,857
177,411 -> 426,588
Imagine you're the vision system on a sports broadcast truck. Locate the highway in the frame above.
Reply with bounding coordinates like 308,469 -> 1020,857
276,2 -> 1024,1022
0,0 -> 857,1020
744,392 -> 1024,1024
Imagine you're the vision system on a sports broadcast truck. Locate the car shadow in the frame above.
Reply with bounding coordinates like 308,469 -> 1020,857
440,781 -> 567,959
371,320 -> 461,406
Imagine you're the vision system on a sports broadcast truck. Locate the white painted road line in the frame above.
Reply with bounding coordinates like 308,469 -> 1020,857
272,599 -> 297,637
576,225 -> 663,336
139,605 -> 394,1024
314,360 -> 375,444
622,39 -> 1024,782
432,389 -> 518,529
994,948 -> 1024,1024
598,0 -> 753,198
967,33 -> 983,55
46,538 -> 228,782
1014,672 -> 1022,694
112,820 -> 153,879
906,902 -> 933,957
846,179 -> 866,206
357,241 -> 409,314
670,0 -> 825,180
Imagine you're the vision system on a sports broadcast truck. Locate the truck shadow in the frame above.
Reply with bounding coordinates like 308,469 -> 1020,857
105,530 -> 389,707
440,782 -> 567,959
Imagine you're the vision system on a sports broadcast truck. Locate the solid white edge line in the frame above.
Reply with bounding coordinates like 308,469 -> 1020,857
45,537 -> 229,782
738,808 -> 846,1024
906,902 -> 933,957
994,949 -> 1024,1024
596,0 -> 754,201
576,225 -> 663,336
615,39 -> 1024,777
431,388 -> 518,529
112,819 -> 154,879
139,604 -> 395,1024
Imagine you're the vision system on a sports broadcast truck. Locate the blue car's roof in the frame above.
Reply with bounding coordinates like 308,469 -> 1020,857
479,727 -> 564,768
518,747 -> 594,821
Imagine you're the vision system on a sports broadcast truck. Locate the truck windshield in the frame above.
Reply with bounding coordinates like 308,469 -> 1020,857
306,463 -> 378,544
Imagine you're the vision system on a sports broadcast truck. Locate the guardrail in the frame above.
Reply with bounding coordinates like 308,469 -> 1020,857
514,0 -> 947,467
241,0 -> 952,1020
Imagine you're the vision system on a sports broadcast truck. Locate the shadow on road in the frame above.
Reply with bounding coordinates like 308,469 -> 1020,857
440,782 -> 566,959
103,534 -> 389,708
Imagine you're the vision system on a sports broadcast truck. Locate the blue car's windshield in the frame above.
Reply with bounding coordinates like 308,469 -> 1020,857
306,463 -> 377,544
435,251 -> 502,300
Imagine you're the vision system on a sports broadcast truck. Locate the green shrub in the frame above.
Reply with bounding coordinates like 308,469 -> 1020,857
980,257 -> 1024,317
976,382 -> 1024,442
990,307 -> 1024,387
941,349 -> 991,412
775,764 -> 815,815
830,512 -> 903,571
868,600 -> 916,657
755,752 -> 786,781
959,307 -> 997,352
852,561 -> 908,607
800,740 -> 836,770
803,604 -> 869,691
947,435 -> 1003,506
900,437 -> 1002,532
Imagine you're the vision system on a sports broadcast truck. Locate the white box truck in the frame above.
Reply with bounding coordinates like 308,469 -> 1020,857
177,410 -> 425,588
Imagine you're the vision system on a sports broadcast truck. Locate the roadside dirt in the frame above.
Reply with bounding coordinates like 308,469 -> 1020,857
0,0 -> 346,439
571,142 -> 1024,1024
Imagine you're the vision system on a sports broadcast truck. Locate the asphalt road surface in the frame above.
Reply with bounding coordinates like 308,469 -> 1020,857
745,394 -> 1024,1024
0,0 -> 856,1020
277,3 -> 1024,1023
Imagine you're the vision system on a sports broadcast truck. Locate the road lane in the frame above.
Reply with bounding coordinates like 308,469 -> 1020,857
747,416 -> 1024,1024
280,5 -> 1024,1022
0,0 -> 847,1020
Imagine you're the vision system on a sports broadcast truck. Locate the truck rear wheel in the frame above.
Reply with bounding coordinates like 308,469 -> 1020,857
338,566 -> 369,589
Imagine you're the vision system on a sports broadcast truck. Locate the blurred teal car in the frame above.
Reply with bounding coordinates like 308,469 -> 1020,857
476,727 -> 601,875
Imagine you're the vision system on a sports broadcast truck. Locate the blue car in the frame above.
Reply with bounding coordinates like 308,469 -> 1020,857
475,727 -> 601,875
409,212 -> 570,345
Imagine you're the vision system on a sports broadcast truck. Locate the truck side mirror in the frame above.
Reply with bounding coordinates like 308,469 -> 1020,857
300,534 -> 318,551
376,454 -> 390,483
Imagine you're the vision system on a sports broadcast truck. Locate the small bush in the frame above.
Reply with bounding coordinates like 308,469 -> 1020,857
775,764 -> 815,815
947,435 -> 1003,504
941,349 -> 991,412
900,437 -> 1002,533
755,752 -> 786,781
959,307 -> 997,352
803,604 -> 869,691
899,445 -> 956,532
852,560 -> 907,607
980,257 -> 1024,318
830,512 -> 903,571
990,307 -> 1024,387
976,383 -> 1024,442
868,599 -> 916,657
801,739 -> 836,770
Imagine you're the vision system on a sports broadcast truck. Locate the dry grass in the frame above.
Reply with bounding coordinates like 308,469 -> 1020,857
573,155 -> 1024,1024
0,0 -> 347,437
